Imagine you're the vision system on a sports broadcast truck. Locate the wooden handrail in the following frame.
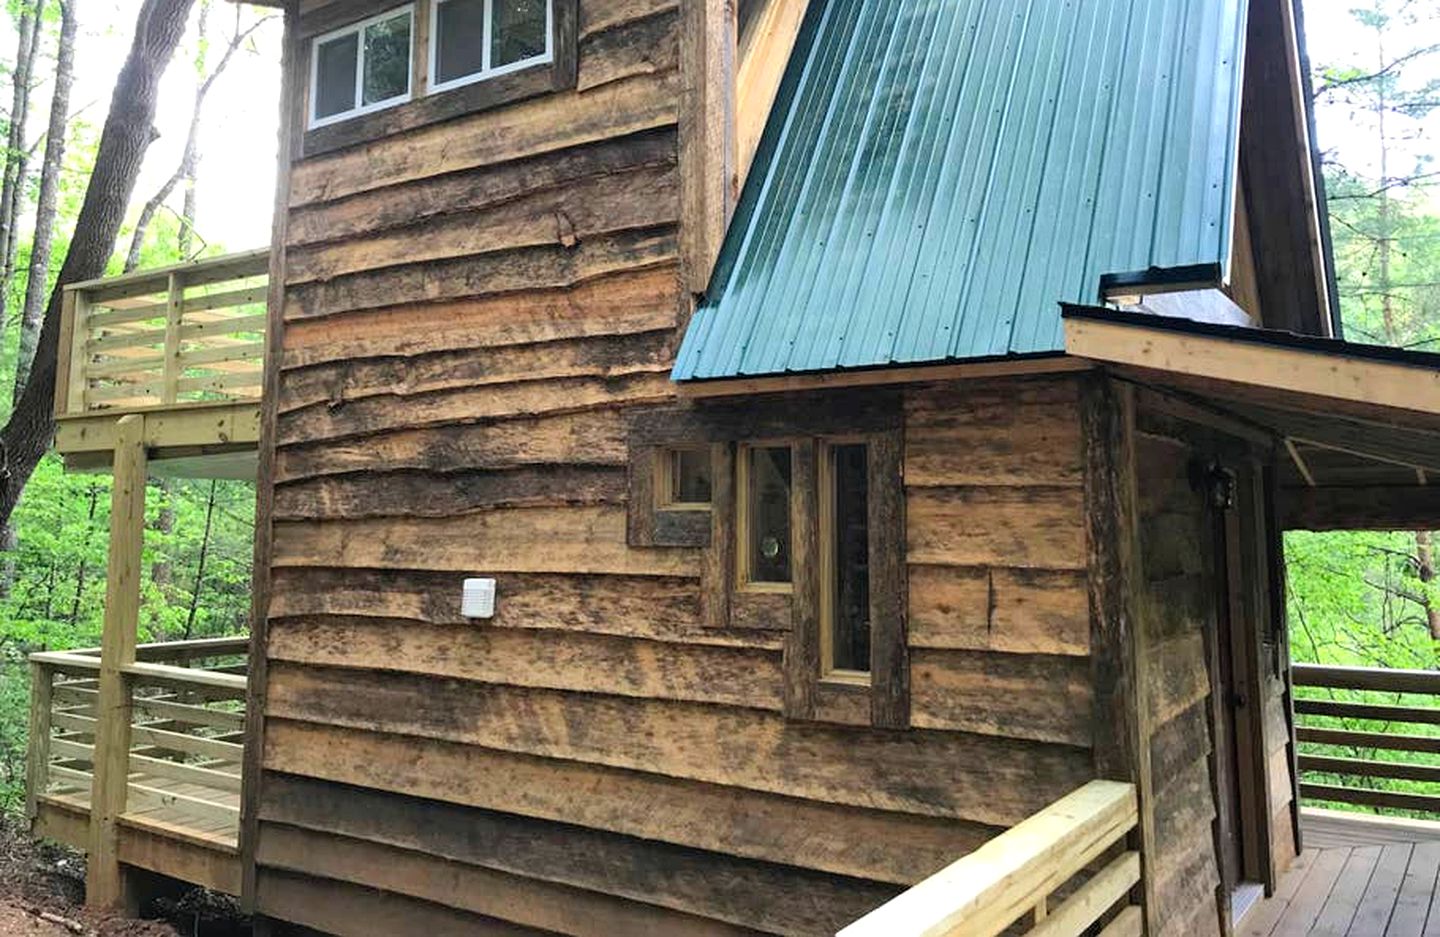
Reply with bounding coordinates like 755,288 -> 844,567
1292,662 -> 1440,816
838,780 -> 1141,937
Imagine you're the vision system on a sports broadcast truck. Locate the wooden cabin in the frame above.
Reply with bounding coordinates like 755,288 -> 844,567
26,0 -> 1440,934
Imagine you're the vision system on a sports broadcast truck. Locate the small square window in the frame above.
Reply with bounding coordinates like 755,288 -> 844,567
431,0 -> 553,93
740,445 -> 793,587
657,448 -> 712,510
310,7 -> 414,128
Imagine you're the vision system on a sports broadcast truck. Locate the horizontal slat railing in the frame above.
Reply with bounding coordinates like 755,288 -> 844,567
58,249 -> 268,415
1294,663 -> 1440,816
27,640 -> 249,841
837,780 -> 1142,937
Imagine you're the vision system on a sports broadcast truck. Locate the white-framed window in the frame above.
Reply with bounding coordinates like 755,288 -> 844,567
309,5 -> 415,129
428,0 -> 554,95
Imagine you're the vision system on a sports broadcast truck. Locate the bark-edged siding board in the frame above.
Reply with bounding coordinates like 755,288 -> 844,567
906,485 -> 1087,570
264,662 -> 1094,827
869,427 -> 909,729
261,719 -> 1000,887
1081,375 -> 1156,926
257,787 -> 897,935
907,565 -> 1089,656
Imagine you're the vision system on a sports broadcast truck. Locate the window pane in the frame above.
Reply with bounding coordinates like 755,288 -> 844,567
362,12 -> 411,105
747,447 -> 792,583
436,0 -> 485,84
315,33 -> 359,119
491,0 -> 547,68
671,449 -> 712,504
829,444 -> 870,672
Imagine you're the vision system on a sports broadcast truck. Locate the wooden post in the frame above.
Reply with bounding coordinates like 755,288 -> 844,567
65,288 -> 90,414
162,273 -> 183,405
86,413 -> 147,911
1082,376 -> 1158,930
24,660 -> 53,825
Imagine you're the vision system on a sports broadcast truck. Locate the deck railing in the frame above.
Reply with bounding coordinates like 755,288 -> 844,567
26,637 -> 249,835
1293,663 -> 1440,816
57,250 -> 269,415
837,780 -> 1143,937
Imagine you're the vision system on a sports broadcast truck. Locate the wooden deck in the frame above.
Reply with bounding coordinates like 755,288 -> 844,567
1241,809 -> 1440,936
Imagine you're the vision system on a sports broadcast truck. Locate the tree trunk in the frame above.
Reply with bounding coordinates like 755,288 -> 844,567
0,1 -> 39,319
0,0 -> 197,532
14,0 -> 79,403
68,482 -> 100,625
183,479 -> 217,639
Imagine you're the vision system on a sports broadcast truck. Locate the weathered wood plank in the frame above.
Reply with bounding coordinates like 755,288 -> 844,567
286,162 -> 678,285
267,618 -> 782,710
257,869 -> 548,937
274,410 -> 628,481
275,370 -> 674,446
259,783 -> 892,935
281,265 -> 679,370
264,664 -> 1093,827
289,71 -> 681,206
257,822 -> 768,936
906,486 -> 1087,570
909,648 -> 1092,746
284,227 -> 678,322
286,127 -> 675,249
273,465 -> 628,520
278,330 -> 674,413
261,719 -> 998,887
265,570 -> 770,648
577,7 -> 680,92
271,505 -> 699,577
907,565 -> 1089,656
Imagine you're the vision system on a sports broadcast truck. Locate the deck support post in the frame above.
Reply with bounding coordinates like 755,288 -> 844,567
86,413 -> 147,911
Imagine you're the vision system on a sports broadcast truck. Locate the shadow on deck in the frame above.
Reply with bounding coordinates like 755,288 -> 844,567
1241,808 -> 1440,936
27,637 -> 249,897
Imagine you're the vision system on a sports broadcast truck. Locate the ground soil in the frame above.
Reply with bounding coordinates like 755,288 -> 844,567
0,815 -> 180,937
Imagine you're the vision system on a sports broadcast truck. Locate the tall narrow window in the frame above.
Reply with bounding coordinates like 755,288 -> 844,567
310,7 -> 414,128
822,442 -> 870,677
431,0 -> 554,93
739,445 -> 792,587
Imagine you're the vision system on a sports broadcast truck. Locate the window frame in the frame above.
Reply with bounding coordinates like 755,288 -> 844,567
308,5 -> 417,130
427,0 -> 556,96
817,435 -> 871,686
735,440 -> 797,595
655,446 -> 713,512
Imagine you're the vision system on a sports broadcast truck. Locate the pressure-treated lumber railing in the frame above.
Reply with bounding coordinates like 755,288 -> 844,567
57,249 -> 269,415
837,780 -> 1143,937
1293,663 -> 1440,816
26,637 -> 249,838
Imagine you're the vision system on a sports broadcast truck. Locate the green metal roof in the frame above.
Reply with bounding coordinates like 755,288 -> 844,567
673,0 -> 1248,381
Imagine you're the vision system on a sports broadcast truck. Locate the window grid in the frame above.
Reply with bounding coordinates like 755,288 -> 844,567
309,5 -> 415,130
428,0 -> 555,96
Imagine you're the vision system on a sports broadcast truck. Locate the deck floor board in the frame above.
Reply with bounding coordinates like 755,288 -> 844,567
1247,811 -> 1440,937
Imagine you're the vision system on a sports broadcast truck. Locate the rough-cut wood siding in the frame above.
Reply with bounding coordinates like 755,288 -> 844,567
258,4 -> 1097,933
1133,424 -> 1224,937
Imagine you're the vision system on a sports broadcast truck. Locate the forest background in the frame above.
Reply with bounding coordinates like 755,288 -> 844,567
0,0 -> 1435,813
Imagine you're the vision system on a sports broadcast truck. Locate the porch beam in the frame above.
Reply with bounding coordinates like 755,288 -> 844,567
86,413 -> 147,911
1278,485 -> 1440,531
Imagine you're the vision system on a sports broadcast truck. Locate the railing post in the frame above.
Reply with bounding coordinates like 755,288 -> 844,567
162,273 -> 183,405
86,413 -> 147,911
25,660 -> 53,825
64,288 -> 90,414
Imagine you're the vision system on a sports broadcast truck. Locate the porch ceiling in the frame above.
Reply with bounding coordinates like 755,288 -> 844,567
1062,306 -> 1440,530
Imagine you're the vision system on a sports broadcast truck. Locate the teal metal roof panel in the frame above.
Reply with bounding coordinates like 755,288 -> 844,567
673,0 -> 1247,381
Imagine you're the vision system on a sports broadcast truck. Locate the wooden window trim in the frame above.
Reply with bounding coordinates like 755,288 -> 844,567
297,0 -> 578,159
308,5 -> 417,131
625,394 -> 908,729
735,440 -> 797,596
817,435 -> 870,686
655,447 -> 712,513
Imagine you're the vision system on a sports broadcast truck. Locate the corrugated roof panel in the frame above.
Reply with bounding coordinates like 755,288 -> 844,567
673,0 -> 1248,381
